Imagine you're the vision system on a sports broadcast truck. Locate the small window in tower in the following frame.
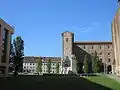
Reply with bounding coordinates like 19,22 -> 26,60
100,58 -> 102,62
108,53 -> 110,55
108,58 -> 111,62
100,53 -> 102,55
83,46 -> 85,49
92,46 -> 94,49
66,38 -> 68,42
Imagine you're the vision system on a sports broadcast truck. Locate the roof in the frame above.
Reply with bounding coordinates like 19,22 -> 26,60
23,56 -> 61,63
62,31 -> 74,36
74,41 -> 112,44
0,18 -> 14,34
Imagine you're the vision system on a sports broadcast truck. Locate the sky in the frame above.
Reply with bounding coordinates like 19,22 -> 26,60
0,0 -> 118,57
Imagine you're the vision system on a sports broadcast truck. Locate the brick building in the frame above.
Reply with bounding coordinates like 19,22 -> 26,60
62,31 -> 114,73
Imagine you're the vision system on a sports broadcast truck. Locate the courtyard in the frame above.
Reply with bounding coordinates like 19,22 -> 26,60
0,75 -> 120,90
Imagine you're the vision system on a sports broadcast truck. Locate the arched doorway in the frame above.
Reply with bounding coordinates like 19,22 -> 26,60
107,65 -> 112,74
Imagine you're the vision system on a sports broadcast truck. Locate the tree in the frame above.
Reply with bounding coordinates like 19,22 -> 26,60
9,43 -> 15,72
36,57 -> 42,74
83,55 -> 89,73
92,51 -> 100,73
13,36 -> 24,75
56,62 -> 60,74
47,59 -> 51,74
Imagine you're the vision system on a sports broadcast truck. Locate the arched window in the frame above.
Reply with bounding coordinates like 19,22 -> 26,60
66,38 -> 68,42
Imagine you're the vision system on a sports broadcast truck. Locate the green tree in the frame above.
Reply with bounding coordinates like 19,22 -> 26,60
36,57 -> 42,74
83,55 -> 89,73
92,51 -> 100,73
56,62 -> 59,74
9,43 -> 15,72
47,59 -> 51,74
13,36 -> 24,75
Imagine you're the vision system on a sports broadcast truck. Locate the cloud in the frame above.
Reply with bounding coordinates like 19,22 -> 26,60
72,22 -> 100,33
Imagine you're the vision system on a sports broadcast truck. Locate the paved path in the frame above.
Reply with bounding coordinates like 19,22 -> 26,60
106,74 -> 120,84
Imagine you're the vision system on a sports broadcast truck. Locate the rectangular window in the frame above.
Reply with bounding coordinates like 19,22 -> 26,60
66,38 -> 68,42
92,46 -> 93,49
108,58 -> 111,62
83,46 -> 85,49
99,53 -> 102,55
108,53 -> 110,55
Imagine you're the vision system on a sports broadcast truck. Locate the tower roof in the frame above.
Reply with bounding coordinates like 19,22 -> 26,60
61,31 -> 74,36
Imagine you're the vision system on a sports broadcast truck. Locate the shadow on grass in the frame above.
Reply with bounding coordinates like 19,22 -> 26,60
0,75 -> 113,90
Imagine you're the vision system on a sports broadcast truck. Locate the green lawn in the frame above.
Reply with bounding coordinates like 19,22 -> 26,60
0,75 -> 119,90
85,75 -> 120,90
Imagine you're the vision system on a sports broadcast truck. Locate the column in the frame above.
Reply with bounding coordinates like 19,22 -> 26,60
112,18 -> 117,74
115,17 -> 120,76
114,21 -> 119,75
0,26 -> 3,64
118,15 -> 120,75
4,30 -> 11,76
4,30 -> 11,64
112,22 -> 115,74
113,21 -> 117,74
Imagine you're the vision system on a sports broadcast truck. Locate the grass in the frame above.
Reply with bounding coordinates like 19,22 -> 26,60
0,75 -> 119,90
85,75 -> 120,90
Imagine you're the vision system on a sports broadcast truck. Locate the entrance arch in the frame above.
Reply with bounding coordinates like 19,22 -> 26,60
107,65 -> 112,74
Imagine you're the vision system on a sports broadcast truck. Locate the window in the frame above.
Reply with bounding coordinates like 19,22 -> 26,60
83,46 -> 85,49
100,58 -> 102,61
108,53 -> 110,55
92,46 -> 93,49
24,66 -> 26,69
53,63 -> 54,66
99,53 -> 102,55
66,38 -> 68,42
108,58 -> 111,62
33,63 -> 34,65
100,46 -> 101,49
108,46 -> 109,49
30,63 -> 31,65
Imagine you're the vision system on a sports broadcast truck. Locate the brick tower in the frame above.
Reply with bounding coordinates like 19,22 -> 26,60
62,31 -> 74,58
61,31 -> 77,74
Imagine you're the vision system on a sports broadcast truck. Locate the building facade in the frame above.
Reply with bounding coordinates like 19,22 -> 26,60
0,18 -> 14,77
112,1 -> 120,76
23,56 -> 61,74
62,31 -> 114,74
